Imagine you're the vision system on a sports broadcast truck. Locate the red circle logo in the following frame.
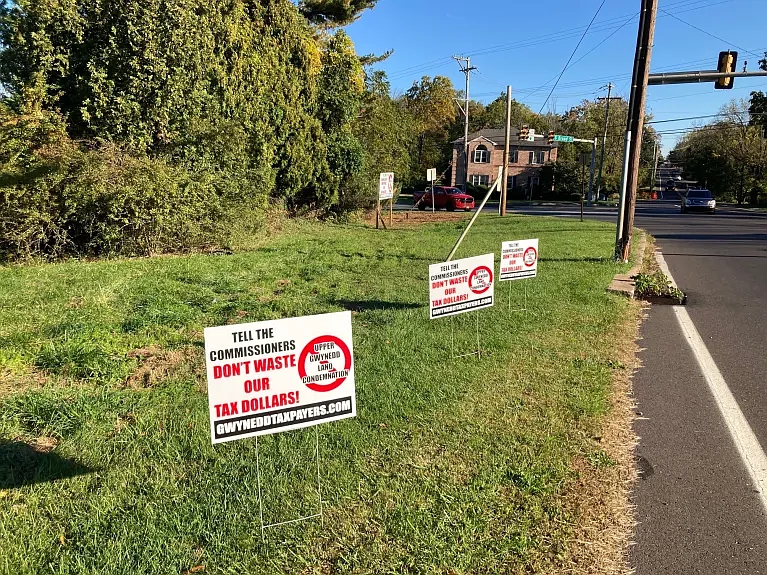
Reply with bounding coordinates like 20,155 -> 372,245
523,247 -> 538,267
298,335 -> 352,392
468,266 -> 493,294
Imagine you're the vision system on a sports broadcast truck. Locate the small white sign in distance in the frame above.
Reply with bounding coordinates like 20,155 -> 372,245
500,239 -> 538,281
429,253 -> 495,319
204,311 -> 356,444
426,168 -> 437,182
379,172 -> 394,200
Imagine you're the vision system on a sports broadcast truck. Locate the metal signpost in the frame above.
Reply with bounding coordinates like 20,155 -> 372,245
204,311 -> 356,539
500,239 -> 538,313
429,253 -> 495,358
524,131 -> 597,205
426,168 -> 437,213
580,152 -> 591,221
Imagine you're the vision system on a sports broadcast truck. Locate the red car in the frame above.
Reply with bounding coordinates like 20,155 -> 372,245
413,186 -> 475,211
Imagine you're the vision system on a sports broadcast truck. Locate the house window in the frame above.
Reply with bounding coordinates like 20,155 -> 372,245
529,151 -> 546,165
506,175 -> 516,189
470,174 -> 490,186
473,145 -> 490,163
509,150 -> 519,164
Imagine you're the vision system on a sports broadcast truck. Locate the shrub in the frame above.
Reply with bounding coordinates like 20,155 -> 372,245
0,110 -> 232,260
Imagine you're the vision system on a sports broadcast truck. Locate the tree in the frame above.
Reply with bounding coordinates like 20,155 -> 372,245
0,0 -> 369,213
343,70 -> 414,209
672,99 -> 767,204
0,0 -> 379,258
749,90 -> 767,132
299,0 -> 379,26
465,93 -> 539,132
403,76 -> 457,185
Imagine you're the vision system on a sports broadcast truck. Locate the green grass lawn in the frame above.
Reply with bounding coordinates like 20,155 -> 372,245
0,215 -> 636,574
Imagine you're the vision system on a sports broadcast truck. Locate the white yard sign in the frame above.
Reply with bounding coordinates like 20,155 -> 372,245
429,253 -> 495,319
204,311 -> 356,444
379,172 -> 394,200
500,239 -> 539,281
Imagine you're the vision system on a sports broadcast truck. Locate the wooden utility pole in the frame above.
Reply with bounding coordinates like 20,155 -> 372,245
501,85 -> 512,216
617,0 -> 657,261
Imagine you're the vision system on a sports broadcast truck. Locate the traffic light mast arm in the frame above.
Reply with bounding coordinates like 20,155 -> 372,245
648,70 -> 767,85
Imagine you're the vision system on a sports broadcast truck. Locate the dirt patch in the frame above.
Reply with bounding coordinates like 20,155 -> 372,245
124,346 -> 203,389
27,436 -> 60,453
0,366 -> 48,398
553,300 -> 643,575
363,209 -> 473,228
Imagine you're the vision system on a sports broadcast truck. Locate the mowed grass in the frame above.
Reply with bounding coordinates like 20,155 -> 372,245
0,215 -> 635,574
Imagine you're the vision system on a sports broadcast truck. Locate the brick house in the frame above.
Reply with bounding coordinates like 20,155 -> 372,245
451,128 -> 558,192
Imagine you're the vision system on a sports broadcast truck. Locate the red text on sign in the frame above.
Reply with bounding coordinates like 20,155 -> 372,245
240,392 -> 300,414
214,402 -> 240,417
212,355 -> 296,379
244,378 -> 269,393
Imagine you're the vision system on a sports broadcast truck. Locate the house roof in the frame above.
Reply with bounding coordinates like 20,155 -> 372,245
453,128 -> 557,148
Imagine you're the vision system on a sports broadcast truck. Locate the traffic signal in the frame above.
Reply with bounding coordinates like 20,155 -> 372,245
519,125 -> 529,140
715,50 -> 737,89
547,130 -> 555,144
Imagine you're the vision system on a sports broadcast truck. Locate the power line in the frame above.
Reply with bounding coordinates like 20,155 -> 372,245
384,0 -> 732,82
538,0 -> 607,114
523,13 -> 637,104
647,113 -> 721,124
658,8 -> 763,59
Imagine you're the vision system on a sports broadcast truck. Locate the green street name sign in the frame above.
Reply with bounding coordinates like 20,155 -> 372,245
553,134 -> 574,143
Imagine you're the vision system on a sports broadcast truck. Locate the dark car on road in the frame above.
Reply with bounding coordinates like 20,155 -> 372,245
413,186 -> 475,211
681,188 -> 716,214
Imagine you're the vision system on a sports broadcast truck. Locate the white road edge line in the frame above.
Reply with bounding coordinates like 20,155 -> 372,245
657,251 -> 767,515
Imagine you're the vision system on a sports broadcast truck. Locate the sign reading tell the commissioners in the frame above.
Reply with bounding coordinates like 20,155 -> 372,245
204,311 -> 356,444
429,253 -> 495,319
500,239 -> 539,281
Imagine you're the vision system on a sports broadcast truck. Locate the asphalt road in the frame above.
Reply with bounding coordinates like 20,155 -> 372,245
630,203 -> 767,574
498,200 -> 767,573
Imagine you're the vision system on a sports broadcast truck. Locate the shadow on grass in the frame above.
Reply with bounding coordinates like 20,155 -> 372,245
332,299 -> 423,312
0,440 -> 92,489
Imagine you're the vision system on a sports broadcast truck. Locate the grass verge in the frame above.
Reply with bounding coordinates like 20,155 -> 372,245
0,215 -> 640,574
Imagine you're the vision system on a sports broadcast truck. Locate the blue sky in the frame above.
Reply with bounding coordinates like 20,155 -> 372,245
346,0 -> 767,154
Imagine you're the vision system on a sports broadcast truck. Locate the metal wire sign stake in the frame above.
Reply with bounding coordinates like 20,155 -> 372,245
203,311 -> 357,541
429,253 -> 495,358
254,427 -> 323,542
499,239 -> 539,313
450,311 -> 483,359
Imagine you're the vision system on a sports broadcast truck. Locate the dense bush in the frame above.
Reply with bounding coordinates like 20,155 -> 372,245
0,110 -> 228,259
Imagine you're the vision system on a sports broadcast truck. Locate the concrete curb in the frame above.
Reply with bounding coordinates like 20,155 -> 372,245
607,232 -> 646,298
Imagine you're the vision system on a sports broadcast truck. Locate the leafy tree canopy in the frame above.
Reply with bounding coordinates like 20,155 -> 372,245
299,0 -> 378,26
